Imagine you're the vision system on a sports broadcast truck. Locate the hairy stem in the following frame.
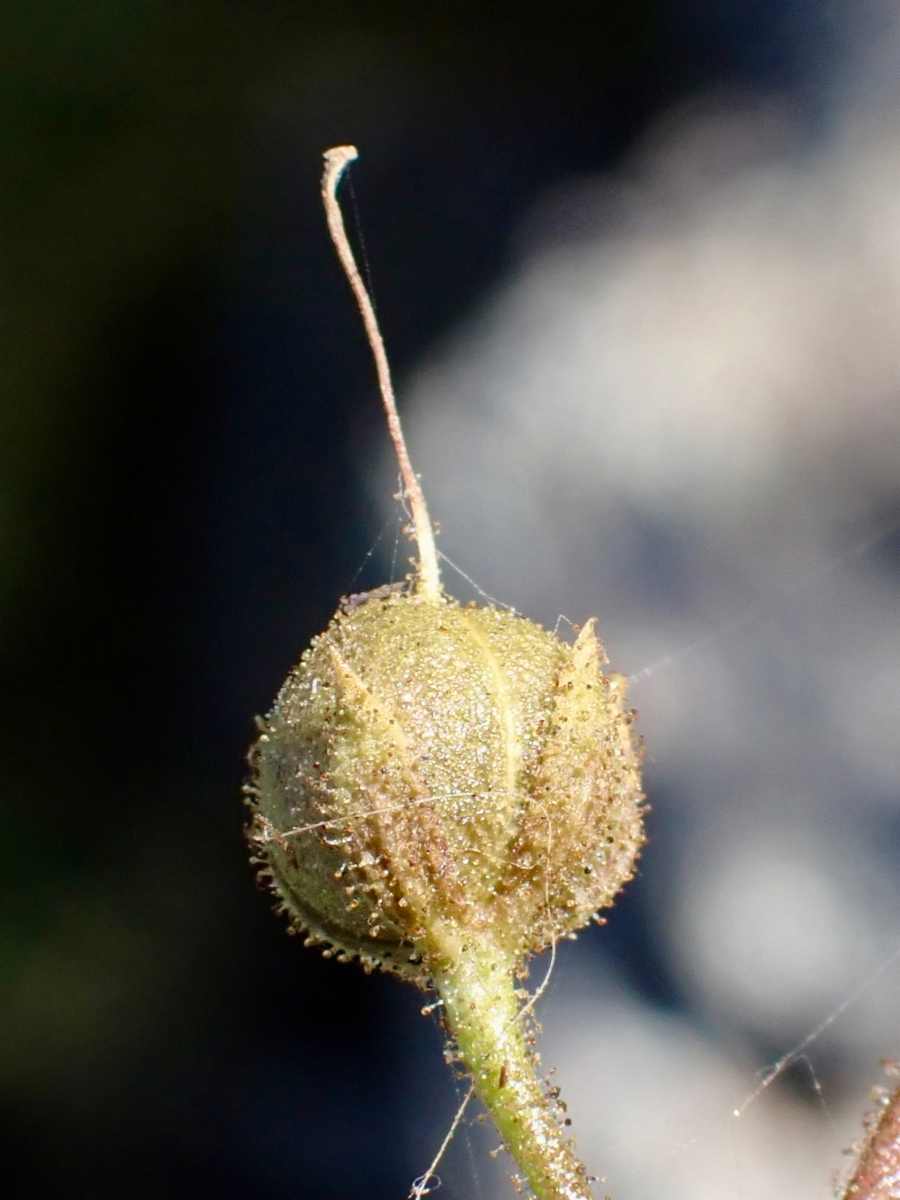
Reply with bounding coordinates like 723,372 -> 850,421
841,1074 -> 900,1200
321,145 -> 442,601
430,926 -> 593,1200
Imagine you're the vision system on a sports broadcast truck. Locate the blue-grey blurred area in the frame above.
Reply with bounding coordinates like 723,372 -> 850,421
377,5 -> 900,1198
0,2 -> 881,1198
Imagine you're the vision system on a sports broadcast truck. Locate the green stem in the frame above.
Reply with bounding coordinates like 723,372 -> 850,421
431,926 -> 594,1200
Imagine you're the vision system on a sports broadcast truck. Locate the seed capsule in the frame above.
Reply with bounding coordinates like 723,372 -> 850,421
247,144 -> 646,1200
248,588 -> 643,979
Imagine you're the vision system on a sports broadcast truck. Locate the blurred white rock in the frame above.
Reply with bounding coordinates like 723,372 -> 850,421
537,961 -> 862,1200
380,8 -> 900,1195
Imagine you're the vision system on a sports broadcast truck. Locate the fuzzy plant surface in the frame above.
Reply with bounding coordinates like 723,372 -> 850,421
839,1064 -> 900,1200
246,146 -> 645,1200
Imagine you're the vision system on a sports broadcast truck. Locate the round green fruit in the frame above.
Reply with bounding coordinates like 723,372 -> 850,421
248,587 -> 644,982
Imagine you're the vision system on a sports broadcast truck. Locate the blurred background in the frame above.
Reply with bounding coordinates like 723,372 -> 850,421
3,2 -> 899,1198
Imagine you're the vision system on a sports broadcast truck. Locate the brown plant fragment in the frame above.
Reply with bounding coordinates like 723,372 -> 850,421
841,1066 -> 900,1200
